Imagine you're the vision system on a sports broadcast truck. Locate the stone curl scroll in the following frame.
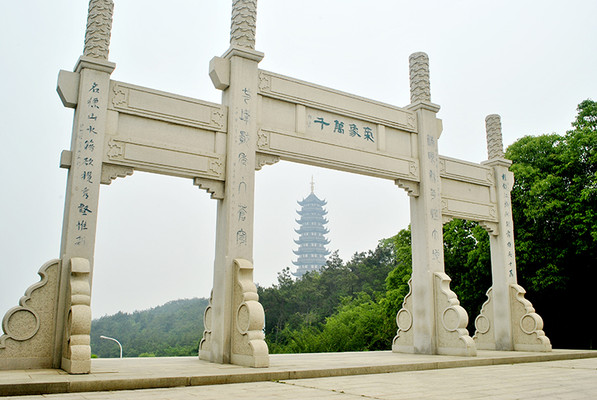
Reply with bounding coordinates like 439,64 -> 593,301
0,260 -> 60,370
84,0 -> 114,60
231,258 -> 269,367
409,52 -> 431,104
62,258 -> 92,374
392,278 -> 414,353
485,114 -> 504,159
509,284 -> 551,351
230,0 -> 258,49
198,291 -> 214,359
434,272 -> 477,356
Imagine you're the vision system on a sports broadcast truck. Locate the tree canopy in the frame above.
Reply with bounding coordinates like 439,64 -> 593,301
506,99 -> 596,348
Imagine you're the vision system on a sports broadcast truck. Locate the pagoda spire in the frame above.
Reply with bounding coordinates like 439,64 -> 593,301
292,178 -> 330,277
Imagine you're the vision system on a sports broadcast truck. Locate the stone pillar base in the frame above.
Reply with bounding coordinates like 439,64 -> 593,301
200,259 -> 269,368
393,274 -> 477,357
473,284 -> 551,352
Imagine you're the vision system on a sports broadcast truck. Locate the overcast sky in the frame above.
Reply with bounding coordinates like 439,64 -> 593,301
1,1 -> 595,318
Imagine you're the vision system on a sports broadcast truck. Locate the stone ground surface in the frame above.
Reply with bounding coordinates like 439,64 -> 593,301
1,351 -> 596,399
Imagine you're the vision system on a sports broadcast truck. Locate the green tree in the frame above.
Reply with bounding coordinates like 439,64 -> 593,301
506,99 -> 596,349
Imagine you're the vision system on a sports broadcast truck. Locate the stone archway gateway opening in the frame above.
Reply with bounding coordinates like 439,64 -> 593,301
0,0 -> 551,374
92,172 -> 216,318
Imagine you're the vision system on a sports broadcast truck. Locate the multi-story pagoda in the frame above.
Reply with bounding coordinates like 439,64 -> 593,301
292,178 -> 330,277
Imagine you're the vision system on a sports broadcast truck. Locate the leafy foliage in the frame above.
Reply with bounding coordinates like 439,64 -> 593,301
506,99 -> 597,349
90,298 -> 208,358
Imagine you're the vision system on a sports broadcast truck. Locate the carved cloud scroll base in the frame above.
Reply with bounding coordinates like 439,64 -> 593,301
434,272 -> 477,356
473,284 -> 551,352
61,258 -> 92,374
393,274 -> 476,356
0,260 -> 60,370
392,278 -> 414,353
199,260 -> 269,368
230,259 -> 269,367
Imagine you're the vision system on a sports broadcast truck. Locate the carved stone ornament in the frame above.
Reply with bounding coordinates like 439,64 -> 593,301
255,153 -> 279,171
83,0 -> 114,60
473,284 -> 551,352
230,259 -> 269,367
395,179 -> 420,197
230,0 -> 258,49
62,258 -> 92,374
485,114 -> 505,159
209,158 -> 224,175
439,158 -> 446,173
258,71 -> 271,92
194,178 -> 225,200
198,291 -> 214,359
392,278 -> 414,353
100,163 -> 134,185
409,161 -> 418,177
0,259 -> 60,369
407,114 -> 416,129
257,131 -> 269,149
409,52 -> 431,104
111,84 -> 127,107
473,287 -> 496,349
433,272 -> 477,356
509,284 -> 552,351
479,221 -> 499,236
211,110 -> 225,129
106,139 -> 124,159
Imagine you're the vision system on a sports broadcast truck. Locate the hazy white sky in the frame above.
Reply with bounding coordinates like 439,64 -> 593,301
1,1 -> 595,318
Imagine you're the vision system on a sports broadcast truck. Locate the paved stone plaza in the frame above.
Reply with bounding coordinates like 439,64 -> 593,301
1,350 -> 596,399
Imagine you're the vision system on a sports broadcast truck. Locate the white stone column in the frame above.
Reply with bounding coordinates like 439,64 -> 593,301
483,115 -> 516,350
199,0 -> 268,367
475,115 -> 551,352
394,53 -> 475,356
54,0 -> 115,373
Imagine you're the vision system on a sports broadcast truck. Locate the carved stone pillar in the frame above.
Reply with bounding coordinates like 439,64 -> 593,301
474,114 -> 551,352
199,0 -> 269,367
394,52 -> 475,356
54,0 -> 116,373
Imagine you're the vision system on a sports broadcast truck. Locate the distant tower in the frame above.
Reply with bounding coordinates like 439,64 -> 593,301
292,177 -> 330,277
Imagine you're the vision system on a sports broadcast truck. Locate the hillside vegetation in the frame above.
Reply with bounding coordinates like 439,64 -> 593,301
90,298 -> 208,358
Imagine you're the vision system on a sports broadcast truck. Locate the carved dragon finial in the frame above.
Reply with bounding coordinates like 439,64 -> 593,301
230,0 -> 258,49
83,0 -> 114,59
485,114 -> 504,159
409,52 -> 431,104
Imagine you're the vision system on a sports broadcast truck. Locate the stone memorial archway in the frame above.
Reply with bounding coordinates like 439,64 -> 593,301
0,0 -> 550,374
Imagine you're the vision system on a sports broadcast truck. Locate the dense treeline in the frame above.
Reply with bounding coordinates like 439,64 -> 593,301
90,100 -> 595,356
90,298 -> 208,358
507,99 -> 596,349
